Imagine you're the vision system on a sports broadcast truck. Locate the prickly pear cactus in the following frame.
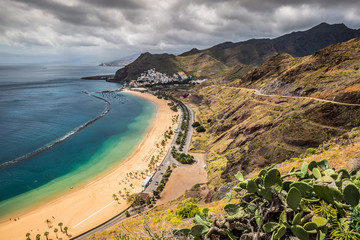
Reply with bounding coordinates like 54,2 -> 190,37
174,159 -> 360,240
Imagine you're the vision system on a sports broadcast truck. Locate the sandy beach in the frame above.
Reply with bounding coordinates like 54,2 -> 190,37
0,90 -> 177,240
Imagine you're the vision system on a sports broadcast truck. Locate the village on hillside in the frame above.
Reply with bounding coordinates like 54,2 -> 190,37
128,68 -> 191,87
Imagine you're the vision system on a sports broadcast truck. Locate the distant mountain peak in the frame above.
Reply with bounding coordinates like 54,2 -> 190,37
309,22 -> 348,31
179,48 -> 201,56
114,22 -> 360,82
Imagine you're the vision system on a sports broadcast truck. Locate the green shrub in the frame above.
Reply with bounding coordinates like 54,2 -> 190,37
170,105 -> 178,112
192,121 -> 201,127
125,210 -> 130,217
306,148 -> 316,155
349,130 -> 360,139
196,126 -> 206,132
175,202 -> 200,219
191,184 -> 201,190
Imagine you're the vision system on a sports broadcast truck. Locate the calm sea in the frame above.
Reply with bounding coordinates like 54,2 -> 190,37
0,64 -> 155,218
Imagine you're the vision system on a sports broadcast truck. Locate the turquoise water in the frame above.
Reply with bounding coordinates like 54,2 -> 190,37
0,65 -> 155,218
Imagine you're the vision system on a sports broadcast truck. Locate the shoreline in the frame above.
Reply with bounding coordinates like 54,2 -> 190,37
0,90 -> 177,240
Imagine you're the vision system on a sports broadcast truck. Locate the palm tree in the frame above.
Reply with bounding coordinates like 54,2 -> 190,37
54,228 -> 58,239
112,194 -> 117,200
58,222 -> 63,232
64,226 -> 68,236
45,219 -> 51,228
36,234 -> 41,240
44,231 -> 49,240
26,233 -> 31,240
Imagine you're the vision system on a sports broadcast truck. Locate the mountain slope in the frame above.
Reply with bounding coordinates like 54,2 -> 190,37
240,37 -> 360,104
187,38 -> 360,185
113,23 -> 360,82
199,22 -> 360,66
272,23 -> 360,57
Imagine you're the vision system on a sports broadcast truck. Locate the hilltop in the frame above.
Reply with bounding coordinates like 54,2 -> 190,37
113,23 -> 360,82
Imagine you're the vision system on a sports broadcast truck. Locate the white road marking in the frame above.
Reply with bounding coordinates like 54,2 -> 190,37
73,201 -> 115,228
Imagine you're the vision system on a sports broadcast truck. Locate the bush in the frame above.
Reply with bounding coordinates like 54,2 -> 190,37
207,119 -> 212,123
196,126 -> 206,132
306,148 -> 316,155
192,121 -> 201,127
170,105 -> 178,112
172,148 -> 195,164
124,210 -> 130,217
349,129 -> 360,139
175,202 -> 200,219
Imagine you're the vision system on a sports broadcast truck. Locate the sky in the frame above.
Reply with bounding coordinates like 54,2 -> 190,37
0,0 -> 360,64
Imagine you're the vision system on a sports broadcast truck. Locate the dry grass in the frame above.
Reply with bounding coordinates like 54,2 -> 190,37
344,83 -> 360,93
275,135 -> 360,175
87,200 -> 228,239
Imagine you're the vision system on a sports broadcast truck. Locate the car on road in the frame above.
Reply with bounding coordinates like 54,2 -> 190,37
155,181 -> 159,185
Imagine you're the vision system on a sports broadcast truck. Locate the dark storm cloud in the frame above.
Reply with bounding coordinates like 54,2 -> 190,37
0,0 -> 360,62
12,0 -> 117,27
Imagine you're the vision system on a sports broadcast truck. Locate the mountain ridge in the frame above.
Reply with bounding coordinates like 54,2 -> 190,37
113,22 -> 360,82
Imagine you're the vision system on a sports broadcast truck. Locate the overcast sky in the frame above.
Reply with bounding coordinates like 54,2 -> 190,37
1,0 -> 359,64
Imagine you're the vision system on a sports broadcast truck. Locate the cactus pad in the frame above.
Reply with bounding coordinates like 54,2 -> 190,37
287,187 -> 302,211
343,183 -> 360,206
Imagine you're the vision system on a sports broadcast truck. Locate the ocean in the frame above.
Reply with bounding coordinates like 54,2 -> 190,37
0,64 -> 155,218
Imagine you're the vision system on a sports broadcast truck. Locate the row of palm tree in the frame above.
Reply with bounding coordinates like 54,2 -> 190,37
27,221 -> 69,239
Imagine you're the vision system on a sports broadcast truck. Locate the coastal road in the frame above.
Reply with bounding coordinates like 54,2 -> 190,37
71,96 -> 194,240
216,85 -> 360,107
181,102 -> 194,154
144,101 -> 194,193
69,206 -> 143,240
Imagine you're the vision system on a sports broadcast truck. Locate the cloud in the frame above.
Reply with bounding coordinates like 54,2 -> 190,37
0,0 -> 359,63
